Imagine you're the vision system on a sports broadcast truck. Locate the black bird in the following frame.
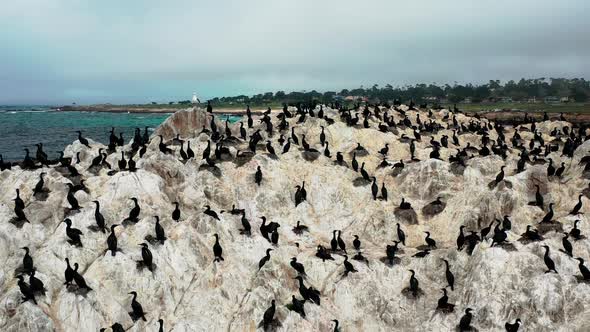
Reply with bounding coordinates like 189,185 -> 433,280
292,220 -> 308,234
533,185 -> 544,208
371,177 -> 378,200
555,162 -> 565,177
570,194 -> 584,215
239,211 -> 251,235
271,228 -> 279,245
575,258 -> 590,280
158,319 -> 165,332
320,126 -> 326,146
64,258 -> 74,286
396,223 -> 406,246
540,203 -> 555,223
186,141 -> 195,159
332,319 -> 340,332
408,269 -> 419,297
261,300 -> 276,330
379,143 -> 389,156
255,166 -> 262,186
353,235 -> 361,251
342,255 -> 357,275
459,308 -> 474,331
562,233 -> 573,257
282,138 -> 291,154
33,172 -> 46,195
154,216 -> 166,244
158,135 -> 173,154
360,162 -> 370,181
139,243 -> 154,271
107,224 -> 119,256
437,288 -> 455,312
442,259 -> 455,291
547,158 -> 555,176
172,202 -> 181,222
66,183 -> 80,210
520,225 -> 543,242
76,130 -> 90,148
126,197 -> 140,222
204,205 -> 220,220
118,151 -> 127,170
289,295 -> 306,318
14,189 -> 25,211
457,226 -> 466,250
111,323 -> 125,332
505,319 -> 522,332
21,247 -> 34,273
16,275 -> 37,304
425,231 -> 437,248
28,269 -> 45,295
399,198 -> 411,210
128,291 -> 147,321
495,165 -> 505,184
542,245 -> 557,273
330,230 -> 338,251
202,140 -> 211,160
294,275 -> 320,305
258,248 -> 273,270
570,220 -> 582,240
502,215 -> 512,231
380,182 -> 388,201
213,233 -> 224,262
291,127 -> 299,145
337,230 -> 347,252
92,201 -> 107,233
266,140 -> 276,155
290,257 -> 306,275
351,153 -> 358,172
72,263 -> 92,290
62,218 -> 83,247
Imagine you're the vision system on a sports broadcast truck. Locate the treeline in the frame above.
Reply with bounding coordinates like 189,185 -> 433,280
205,78 -> 589,105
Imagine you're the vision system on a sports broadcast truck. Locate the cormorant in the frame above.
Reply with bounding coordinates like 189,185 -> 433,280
266,141 -> 276,155
16,275 -> 37,304
459,308 -> 474,331
111,323 -> 125,332
371,177 -> 378,200
337,230 -> 346,252
425,231 -> 437,248
291,127 -> 299,145
29,269 -> 45,295
128,291 -> 147,321
399,198 -> 412,210
255,166 -> 262,186
575,258 -> 590,280
64,258 -> 74,286
351,153 -> 358,172
505,319 -> 522,332
315,245 -> 334,262
379,143 -> 389,156
408,269 -> 419,297
118,151 -> 127,170
33,172 -> 46,195
92,201 -> 107,233
158,319 -> 164,332
271,228 -> 279,245
294,275 -> 320,305
239,211 -> 251,235
66,183 -> 80,210
342,255 -> 357,275
520,225 -> 543,242
380,182 -> 388,201
442,259 -> 455,290
570,220 -> 582,240
73,263 -> 92,290
107,224 -> 119,256
125,197 -> 140,222
62,218 -> 83,247
213,234 -> 224,262
555,162 -> 565,177
332,319 -> 340,332
540,203 -> 554,223
290,257 -> 306,275
437,288 -> 455,312
282,138 -> 291,154
139,243 -> 154,271
360,162 -> 370,181
542,245 -> 557,273
202,140 -> 211,160
569,194 -> 584,215
204,205 -> 220,220
324,141 -> 331,157
495,165 -> 505,184
547,158 -> 555,176
457,226 -> 466,250
562,233 -> 573,257
186,141 -> 195,159
261,300 -> 276,330
292,220 -> 308,234
502,215 -> 512,231
289,295 -> 306,318
154,216 -> 166,244
21,247 -> 34,273
353,235 -> 361,251
330,230 -> 338,251
396,223 -> 406,245
258,248 -> 273,270
172,202 -> 181,222
76,130 -> 90,148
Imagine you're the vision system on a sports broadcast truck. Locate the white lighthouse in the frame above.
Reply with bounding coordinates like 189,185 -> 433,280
192,93 -> 200,104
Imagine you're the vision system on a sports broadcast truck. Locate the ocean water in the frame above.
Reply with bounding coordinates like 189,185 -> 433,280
0,105 -> 170,161
0,106 -> 243,161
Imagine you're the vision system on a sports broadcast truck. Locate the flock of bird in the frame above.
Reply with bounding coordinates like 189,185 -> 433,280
3,100 -> 590,331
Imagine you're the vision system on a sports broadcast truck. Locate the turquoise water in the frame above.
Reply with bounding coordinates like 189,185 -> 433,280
0,106 -> 170,161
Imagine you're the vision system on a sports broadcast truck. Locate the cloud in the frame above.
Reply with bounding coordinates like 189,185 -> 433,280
0,0 -> 589,104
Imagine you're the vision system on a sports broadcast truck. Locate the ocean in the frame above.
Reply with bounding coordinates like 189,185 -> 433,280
0,105 -> 171,161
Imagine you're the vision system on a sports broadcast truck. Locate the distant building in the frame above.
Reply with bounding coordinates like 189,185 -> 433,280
560,96 -> 570,103
544,96 -> 560,103
499,97 -> 513,103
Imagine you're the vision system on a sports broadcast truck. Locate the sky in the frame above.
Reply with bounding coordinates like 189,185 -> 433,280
0,0 -> 589,105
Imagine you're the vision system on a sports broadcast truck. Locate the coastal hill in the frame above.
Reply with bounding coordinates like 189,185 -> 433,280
1,105 -> 589,331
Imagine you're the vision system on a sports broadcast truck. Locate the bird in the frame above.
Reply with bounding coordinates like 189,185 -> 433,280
16,275 -> 37,304
570,194 -> 584,215
425,231 -> 437,248
292,220 -> 309,235
126,197 -> 141,222
107,224 -> 119,256
442,259 -> 455,291
72,263 -> 92,290
542,245 -> 558,273
76,130 -> 90,147
396,223 -> 406,245
505,318 -> 522,332
342,255 -> 357,275
64,258 -> 75,286
288,295 -> 306,318
258,248 -> 273,270
353,235 -> 361,251
62,218 -> 83,247
371,177 -> 378,200
154,216 -> 166,244
562,233 -> 573,257
213,234 -> 224,262
575,258 -> 590,280
399,198 -> 412,210
495,165 -> 505,184
66,183 -> 80,210
459,308 -> 474,331
92,201 -> 107,233
261,300 -> 276,330
290,257 -> 306,275
408,269 -> 419,297
172,202 -> 181,222
337,230 -> 347,252
128,291 -> 147,321
255,166 -> 262,186
139,243 -> 154,271
204,205 -> 220,220
33,172 -> 46,195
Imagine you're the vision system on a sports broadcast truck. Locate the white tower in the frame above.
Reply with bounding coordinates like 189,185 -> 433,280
192,93 -> 199,104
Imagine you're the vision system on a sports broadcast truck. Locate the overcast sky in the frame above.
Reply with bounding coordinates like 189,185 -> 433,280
1,0 -> 588,104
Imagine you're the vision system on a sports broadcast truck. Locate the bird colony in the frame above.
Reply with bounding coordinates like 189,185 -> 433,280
1,103 -> 590,332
